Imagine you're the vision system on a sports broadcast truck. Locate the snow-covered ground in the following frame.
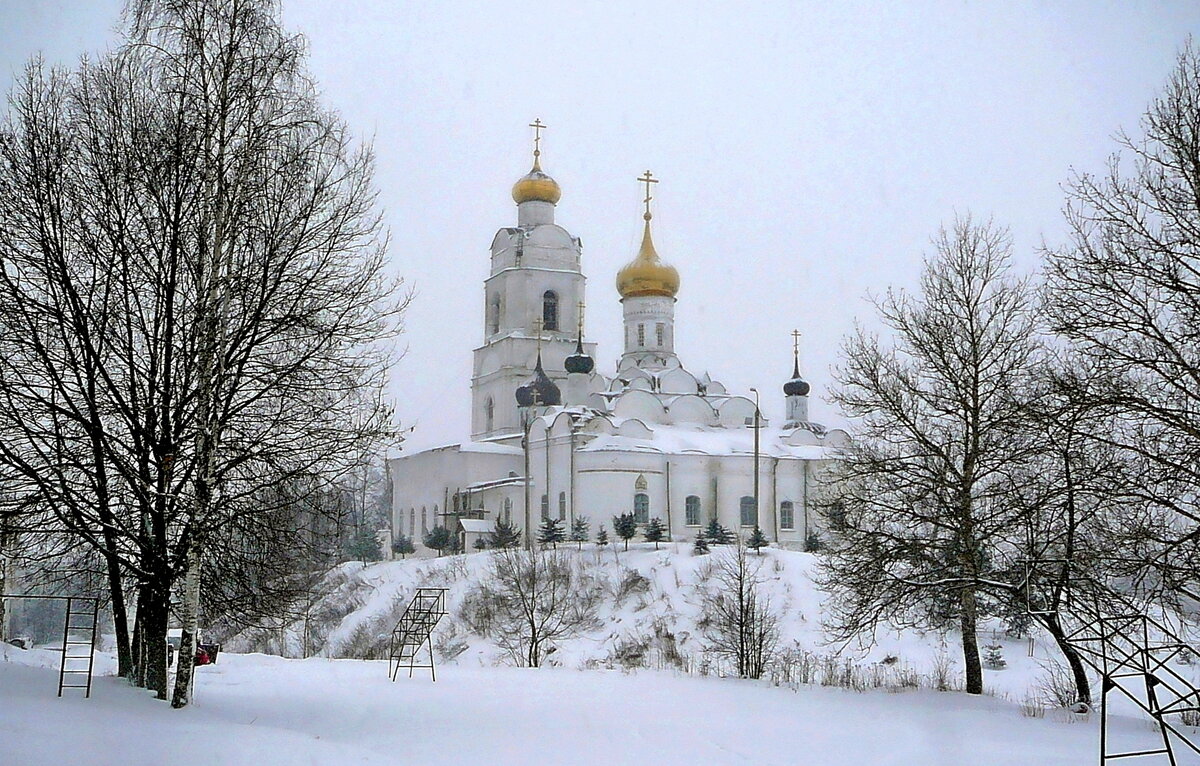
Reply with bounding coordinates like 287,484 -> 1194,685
5,546 -> 1198,764
2,646 -> 1189,765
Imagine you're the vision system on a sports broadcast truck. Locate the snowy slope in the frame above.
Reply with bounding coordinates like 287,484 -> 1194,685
2,650 -> 1191,766
222,544 -> 1146,705
5,548 -> 1200,764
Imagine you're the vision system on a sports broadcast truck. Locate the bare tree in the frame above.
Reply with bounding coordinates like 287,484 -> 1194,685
1043,41 -> 1200,605
461,549 -> 602,667
698,543 -> 779,679
0,0 -> 404,704
977,359 -> 1143,707
819,217 -> 1041,695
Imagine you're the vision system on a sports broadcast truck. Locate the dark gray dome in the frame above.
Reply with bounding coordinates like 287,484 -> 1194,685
565,337 -> 594,375
515,383 -> 535,407
784,357 -> 810,397
517,353 -> 561,407
784,377 -> 811,397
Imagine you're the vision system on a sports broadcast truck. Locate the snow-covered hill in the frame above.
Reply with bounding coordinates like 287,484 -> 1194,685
223,544 -> 1091,704
5,547 -> 1199,764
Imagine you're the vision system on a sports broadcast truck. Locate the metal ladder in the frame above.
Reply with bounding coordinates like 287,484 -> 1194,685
388,588 -> 447,681
57,596 -> 99,698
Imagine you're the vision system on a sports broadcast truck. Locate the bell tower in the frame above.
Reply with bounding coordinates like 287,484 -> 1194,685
471,120 -> 595,438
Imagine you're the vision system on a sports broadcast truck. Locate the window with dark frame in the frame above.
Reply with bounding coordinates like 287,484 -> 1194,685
634,492 -> 650,524
543,290 -> 558,331
739,495 -> 757,526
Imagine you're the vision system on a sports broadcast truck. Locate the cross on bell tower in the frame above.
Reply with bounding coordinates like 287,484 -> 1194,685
529,118 -> 547,167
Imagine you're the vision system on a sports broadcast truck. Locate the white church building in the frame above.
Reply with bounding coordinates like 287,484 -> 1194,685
387,128 -> 847,552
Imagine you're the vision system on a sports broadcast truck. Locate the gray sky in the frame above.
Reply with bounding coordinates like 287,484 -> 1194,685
4,1 -> 1200,452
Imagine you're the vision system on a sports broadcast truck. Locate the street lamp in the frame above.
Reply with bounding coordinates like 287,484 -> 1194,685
749,387 -> 761,532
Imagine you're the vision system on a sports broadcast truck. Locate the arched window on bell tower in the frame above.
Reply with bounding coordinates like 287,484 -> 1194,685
543,290 -> 559,331
488,293 -> 500,335
485,397 -> 494,432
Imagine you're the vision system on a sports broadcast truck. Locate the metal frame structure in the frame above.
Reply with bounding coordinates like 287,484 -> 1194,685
1024,561 -> 1200,764
1,593 -> 100,698
388,588 -> 447,682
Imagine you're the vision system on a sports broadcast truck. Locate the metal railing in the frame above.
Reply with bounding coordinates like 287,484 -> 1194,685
1024,561 -> 1200,764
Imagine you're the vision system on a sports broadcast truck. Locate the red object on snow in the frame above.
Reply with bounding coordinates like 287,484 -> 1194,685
195,647 -> 211,666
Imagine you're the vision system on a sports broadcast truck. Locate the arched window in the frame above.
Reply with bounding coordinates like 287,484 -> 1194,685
421,506 -> 428,534
558,491 -> 567,520
634,493 -> 650,524
637,324 -> 645,347
542,290 -> 559,331
685,495 -> 701,526
409,508 -> 415,536
485,397 -> 494,432
488,293 -> 500,335
540,494 -> 550,521
780,501 -> 795,530
503,497 -> 512,524
656,322 -> 665,347
739,495 -> 757,527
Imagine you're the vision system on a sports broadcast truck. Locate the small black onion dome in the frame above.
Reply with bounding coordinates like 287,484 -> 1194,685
784,358 -> 810,397
517,353 -> 561,407
564,337 -> 594,375
515,383 -> 535,407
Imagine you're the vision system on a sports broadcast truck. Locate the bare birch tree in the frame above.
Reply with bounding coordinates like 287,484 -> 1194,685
0,0 -> 404,705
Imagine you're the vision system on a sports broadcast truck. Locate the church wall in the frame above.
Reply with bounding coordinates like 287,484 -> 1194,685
771,458 -> 809,546
571,450 -> 667,531
483,424 -> 836,551
388,447 -> 522,552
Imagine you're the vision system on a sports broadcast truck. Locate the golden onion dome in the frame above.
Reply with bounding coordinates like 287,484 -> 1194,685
616,214 -> 680,299
511,155 -> 561,205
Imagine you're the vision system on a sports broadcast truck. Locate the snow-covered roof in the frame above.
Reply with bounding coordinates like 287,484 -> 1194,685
460,441 -> 522,455
577,424 -> 836,460
423,440 -> 523,456
466,476 -> 524,491
458,519 -> 493,534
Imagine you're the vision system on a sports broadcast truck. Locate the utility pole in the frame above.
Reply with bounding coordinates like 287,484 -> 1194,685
522,410 -> 531,551
750,387 -> 761,531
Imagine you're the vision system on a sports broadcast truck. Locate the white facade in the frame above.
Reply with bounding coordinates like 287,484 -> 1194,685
389,146 -> 846,554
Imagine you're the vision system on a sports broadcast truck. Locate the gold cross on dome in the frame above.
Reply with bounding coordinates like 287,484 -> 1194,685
792,329 -> 802,357
577,300 -> 586,336
529,118 -> 547,158
532,317 -> 544,353
638,170 -> 659,218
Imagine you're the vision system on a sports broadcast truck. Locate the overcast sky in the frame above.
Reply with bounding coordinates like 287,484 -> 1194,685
4,1 -> 1200,453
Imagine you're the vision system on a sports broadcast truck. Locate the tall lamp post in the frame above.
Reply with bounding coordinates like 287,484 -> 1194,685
749,387 -> 761,532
